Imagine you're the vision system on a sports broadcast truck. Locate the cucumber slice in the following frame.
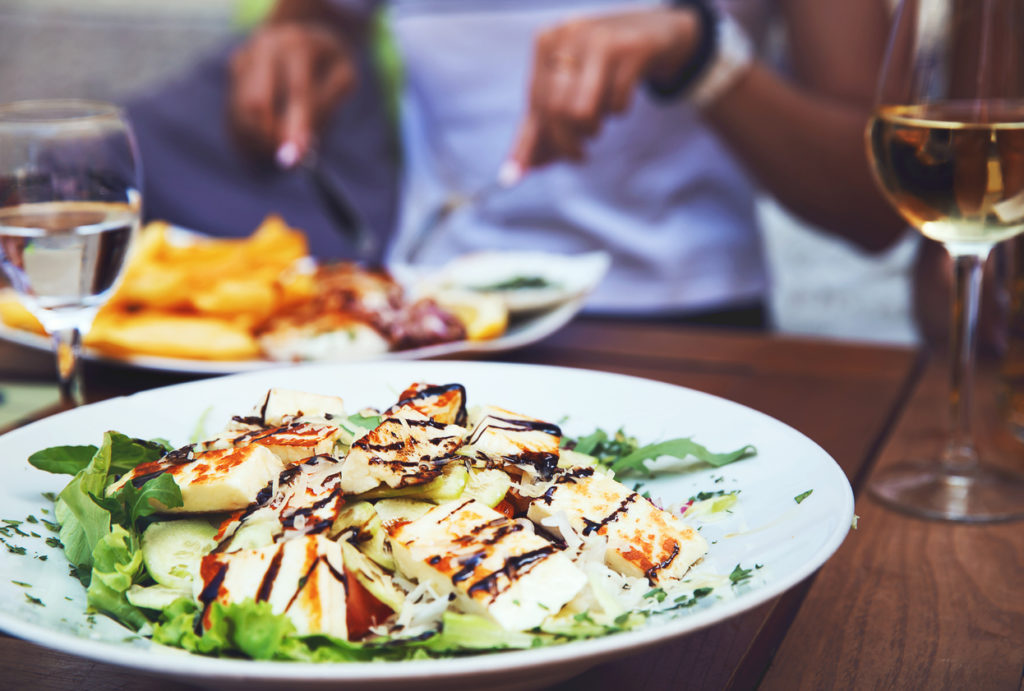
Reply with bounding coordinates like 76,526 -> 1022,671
558,448 -> 597,469
141,518 -> 218,589
558,448 -> 613,476
463,468 -> 511,508
331,501 -> 377,537
126,583 -> 191,611
358,463 -> 469,502
332,501 -> 394,571
372,498 -> 434,525
222,512 -> 280,553
340,541 -> 404,612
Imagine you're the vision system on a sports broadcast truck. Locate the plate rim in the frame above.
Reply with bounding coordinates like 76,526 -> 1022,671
0,291 -> 587,375
0,360 -> 854,683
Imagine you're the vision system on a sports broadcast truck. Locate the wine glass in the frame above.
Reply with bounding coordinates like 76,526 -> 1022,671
0,100 -> 141,407
866,0 -> 1024,521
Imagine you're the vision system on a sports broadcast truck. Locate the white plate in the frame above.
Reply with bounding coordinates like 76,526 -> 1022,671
395,250 -> 612,314
0,361 -> 853,690
0,291 -> 588,375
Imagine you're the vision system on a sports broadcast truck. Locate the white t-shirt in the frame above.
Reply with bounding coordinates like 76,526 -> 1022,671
386,0 -> 767,314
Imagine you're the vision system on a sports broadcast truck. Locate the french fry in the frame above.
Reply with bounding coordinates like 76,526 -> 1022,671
86,310 -> 261,361
0,293 -> 44,335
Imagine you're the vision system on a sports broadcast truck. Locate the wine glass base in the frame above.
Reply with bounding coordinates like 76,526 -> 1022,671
870,461 -> 1024,523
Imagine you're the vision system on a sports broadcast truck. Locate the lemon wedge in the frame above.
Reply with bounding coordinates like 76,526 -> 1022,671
431,290 -> 509,341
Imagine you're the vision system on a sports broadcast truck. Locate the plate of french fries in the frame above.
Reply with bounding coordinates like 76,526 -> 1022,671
0,216 -> 607,373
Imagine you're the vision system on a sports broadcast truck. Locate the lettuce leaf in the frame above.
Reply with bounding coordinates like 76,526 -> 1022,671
55,433 -> 118,584
154,599 -> 302,660
86,525 -> 148,631
43,430 -> 182,629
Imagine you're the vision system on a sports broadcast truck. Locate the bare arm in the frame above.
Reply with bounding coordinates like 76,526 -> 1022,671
703,0 -> 905,251
511,1 -> 906,253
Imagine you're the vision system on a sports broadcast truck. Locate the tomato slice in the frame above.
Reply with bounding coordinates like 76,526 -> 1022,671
344,566 -> 393,640
494,498 -> 516,519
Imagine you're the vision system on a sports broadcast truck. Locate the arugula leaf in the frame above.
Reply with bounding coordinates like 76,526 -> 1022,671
92,473 -> 183,530
794,489 -> 813,504
612,438 -> 757,476
107,434 -> 170,475
28,445 -> 98,476
571,429 -> 608,456
563,427 -> 756,477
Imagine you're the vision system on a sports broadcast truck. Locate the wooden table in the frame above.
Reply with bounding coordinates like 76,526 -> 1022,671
0,318 -> 1020,690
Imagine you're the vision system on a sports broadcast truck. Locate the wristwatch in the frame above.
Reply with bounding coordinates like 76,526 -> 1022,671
648,0 -> 754,108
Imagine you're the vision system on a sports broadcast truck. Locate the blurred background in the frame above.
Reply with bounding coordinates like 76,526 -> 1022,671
0,0 -> 920,345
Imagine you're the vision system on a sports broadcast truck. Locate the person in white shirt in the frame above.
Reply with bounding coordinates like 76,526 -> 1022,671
167,0 -> 906,323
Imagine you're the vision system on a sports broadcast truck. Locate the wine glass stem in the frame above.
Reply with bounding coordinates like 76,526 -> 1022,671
52,326 -> 84,407
944,248 -> 990,470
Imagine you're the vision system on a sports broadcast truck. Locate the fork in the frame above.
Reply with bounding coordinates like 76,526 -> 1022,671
403,162 -> 523,263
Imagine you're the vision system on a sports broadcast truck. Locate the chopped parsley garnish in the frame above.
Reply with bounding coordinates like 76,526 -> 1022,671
45,537 -> 63,549
474,276 -> 554,291
689,489 -> 732,502
693,587 -> 714,598
729,564 -> 754,586
24,594 -> 43,606
644,587 -> 668,603
41,492 -> 57,502
5,544 -> 26,555
25,515 -> 38,524
41,518 -> 59,532
794,489 -> 813,504
11,581 -> 31,588
613,612 -> 632,626
573,612 -> 596,624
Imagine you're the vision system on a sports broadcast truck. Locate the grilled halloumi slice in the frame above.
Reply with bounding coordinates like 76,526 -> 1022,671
340,409 -> 465,495
215,455 -> 344,553
106,444 -> 285,513
463,406 -> 562,478
196,534 -> 349,639
227,422 -> 343,466
527,468 -> 707,584
387,499 -> 586,631
230,388 -> 347,429
384,382 -> 467,426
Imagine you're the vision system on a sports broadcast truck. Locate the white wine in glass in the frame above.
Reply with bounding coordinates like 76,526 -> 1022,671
0,101 -> 140,406
866,0 -> 1024,521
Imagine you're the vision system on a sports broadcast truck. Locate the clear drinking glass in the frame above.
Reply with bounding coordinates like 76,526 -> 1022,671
0,100 -> 141,406
866,0 -> 1024,521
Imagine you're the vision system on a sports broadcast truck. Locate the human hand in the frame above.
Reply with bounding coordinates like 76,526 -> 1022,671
228,22 -> 356,167
508,8 -> 700,175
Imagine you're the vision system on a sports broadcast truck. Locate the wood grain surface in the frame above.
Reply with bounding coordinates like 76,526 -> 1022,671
0,320 -> 923,690
761,358 -> 1024,691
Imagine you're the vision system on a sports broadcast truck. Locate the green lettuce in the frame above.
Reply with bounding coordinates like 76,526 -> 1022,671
563,427 -> 756,476
35,431 -> 182,628
87,525 -> 148,631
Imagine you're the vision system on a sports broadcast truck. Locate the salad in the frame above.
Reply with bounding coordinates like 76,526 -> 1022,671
26,382 -> 756,662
